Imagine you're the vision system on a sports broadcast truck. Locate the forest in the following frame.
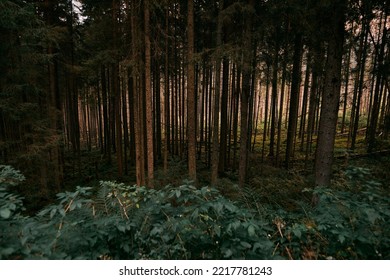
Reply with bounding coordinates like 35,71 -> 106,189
0,0 -> 389,260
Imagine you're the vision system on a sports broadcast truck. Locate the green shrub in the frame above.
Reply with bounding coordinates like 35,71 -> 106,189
0,168 -> 275,259
1,165 -> 389,260
269,167 -> 390,259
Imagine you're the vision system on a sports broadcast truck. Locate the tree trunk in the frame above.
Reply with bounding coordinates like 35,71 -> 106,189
276,50 -> 288,165
218,58 -> 230,173
187,0 -> 197,182
285,33 -> 303,169
211,0 -> 224,186
144,0 -> 154,187
299,51 -> 311,152
314,1 -> 346,193
269,31 -> 280,159
238,0 -> 254,188
131,1 -> 145,186
163,6 -> 170,173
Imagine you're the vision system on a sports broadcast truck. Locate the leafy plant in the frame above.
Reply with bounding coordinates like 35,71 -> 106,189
0,168 -> 276,260
268,166 -> 390,259
1,165 -> 389,260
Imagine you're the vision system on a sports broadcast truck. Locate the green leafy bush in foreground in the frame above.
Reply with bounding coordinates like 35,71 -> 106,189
0,166 -> 274,259
0,165 -> 389,259
268,167 -> 390,259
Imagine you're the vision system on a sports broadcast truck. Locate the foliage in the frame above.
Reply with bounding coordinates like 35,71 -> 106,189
1,165 -> 389,260
0,167 -> 274,260
0,165 -> 25,221
269,167 -> 390,259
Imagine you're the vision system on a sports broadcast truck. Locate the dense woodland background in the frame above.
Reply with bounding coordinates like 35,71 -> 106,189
1,0 -> 390,259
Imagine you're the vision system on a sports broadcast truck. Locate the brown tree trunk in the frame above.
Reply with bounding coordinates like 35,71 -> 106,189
144,0 -> 154,187
163,6 -> 170,173
187,0 -> 197,182
276,50 -> 288,165
262,66 -> 270,162
285,33 -> 303,169
299,51 -> 311,152
314,1 -> 346,192
218,58 -> 230,173
211,0 -> 224,186
131,1 -> 145,186
238,0 -> 254,188
269,31 -> 280,159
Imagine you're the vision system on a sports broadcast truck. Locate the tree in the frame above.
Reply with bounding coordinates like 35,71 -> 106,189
144,0 -> 154,187
238,0 -> 255,188
314,0 -> 346,194
131,0 -> 146,186
211,0 -> 224,186
187,0 -> 197,182
285,33 -> 303,169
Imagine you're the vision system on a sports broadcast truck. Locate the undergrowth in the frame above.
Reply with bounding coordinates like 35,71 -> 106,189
1,164 -> 389,260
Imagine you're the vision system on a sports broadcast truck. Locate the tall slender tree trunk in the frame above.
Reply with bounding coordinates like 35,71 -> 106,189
238,0 -> 254,188
269,31 -> 280,159
131,1 -> 145,186
163,6 -> 170,172
285,33 -> 303,169
340,43 -> 351,134
112,0 -> 123,177
219,58 -> 229,173
144,0 -> 154,187
299,51 -> 311,152
187,0 -> 197,182
232,66 -> 240,170
314,1 -> 346,194
276,50 -> 288,165
262,67 -> 270,162
211,0 -> 224,186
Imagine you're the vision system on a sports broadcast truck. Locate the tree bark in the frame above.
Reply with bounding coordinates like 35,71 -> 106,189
238,0 -> 254,188
211,0 -> 224,186
314,1 -> 346,192
285,33 -> 303,169
144,0 -> 154,187
187,0 -> 197,182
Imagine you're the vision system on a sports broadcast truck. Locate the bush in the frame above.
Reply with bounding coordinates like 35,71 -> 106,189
1,165 -> 389,260
269,167 -> 390,259
0,167 -> 275,259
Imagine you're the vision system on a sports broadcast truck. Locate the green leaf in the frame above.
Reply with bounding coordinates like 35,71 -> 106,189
240,241 -> 252,249
191,208 -> 199,220
247,224 -> 256,237
50,208 -> 57,219
224,203 -> 237,213
292,228 -> 302,238
59,208 -> 66,217
69,203 -> 76,211
365,208 -> 381,224
0,208 -> 11,219
117,224 -> 126,233
214,225 -> 221,237
223,248 -> 233,258
214,202 -> 223,214
1,247 -> 15,256
338,235 -> 345,243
